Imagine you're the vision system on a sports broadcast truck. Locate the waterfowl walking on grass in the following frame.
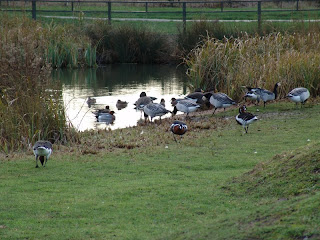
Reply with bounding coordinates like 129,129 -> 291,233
143,103 -> 170,122
171,98 -> 200,118
246,82 -> 280,108
244,91 -> 260,105
236,105 -> 258,133
33,141 -> 53,168
96,111 -> 116,124
204,92 -> 236,114
287,87 -> 310,107
170,120 -> 188,142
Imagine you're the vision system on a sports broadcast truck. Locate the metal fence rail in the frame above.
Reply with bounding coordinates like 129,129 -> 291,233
1,0 -> 320,32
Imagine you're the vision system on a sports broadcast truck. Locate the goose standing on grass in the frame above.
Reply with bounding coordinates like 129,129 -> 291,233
236,105 -> 258,133
143,103 -> 170,123
171,98 -> 200,118
170,120 -> 188,142
204,92 -> 236,114
33,141 -> 53,168
287,87 -> 310,107
96,111 -> 116,124
246,82 -> 281,108
244,91 -> 260,105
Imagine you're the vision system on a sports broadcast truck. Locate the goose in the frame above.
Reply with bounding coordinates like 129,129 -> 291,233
33,140 -> 53,168
139,92 -> 157,101
170,120 -> 188,142
143,103 -> 170,122
96,111 -> 116,124
171,98 -> 200,117
244,91 -> 260,105
116,100 -> 128,110
135,92 -> 154,110
287,87 -> 310,107
246,82 -> 280,108
235,105 -> 258,133
185,89 -> 206,104
204,92 -> 236,114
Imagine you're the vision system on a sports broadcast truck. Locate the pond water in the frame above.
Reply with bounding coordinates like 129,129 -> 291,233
52,64 -> 191,131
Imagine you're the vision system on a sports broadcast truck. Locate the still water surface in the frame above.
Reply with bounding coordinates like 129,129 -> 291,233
53,64 -> 190,131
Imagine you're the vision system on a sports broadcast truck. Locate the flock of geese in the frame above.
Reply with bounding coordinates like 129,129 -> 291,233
32,83 -> 311,168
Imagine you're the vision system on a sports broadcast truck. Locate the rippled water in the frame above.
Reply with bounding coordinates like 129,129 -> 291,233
52,64 -> 190,131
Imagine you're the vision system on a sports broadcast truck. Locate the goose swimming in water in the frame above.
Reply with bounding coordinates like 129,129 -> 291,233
235,105 -> 258,133
33,140 -> 53,168
170,120 -> 188,142
116,100 -> 128,110
287,87 -> 310,107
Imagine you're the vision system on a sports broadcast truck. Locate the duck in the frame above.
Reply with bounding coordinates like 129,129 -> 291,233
235,105 -> 258,133
33,140 -> 53,168
170,120 -> 188,142
86,96 -> 96,106
287,87 -> 310,107
246,82 -> 280,108
96,111 -> 116,124
93,105 -> 110,116
116,100 -> 128,110
171,98 -> 200,117
204,92 -> 236,114
160,98 -> 166,107
143,103 -> 170,122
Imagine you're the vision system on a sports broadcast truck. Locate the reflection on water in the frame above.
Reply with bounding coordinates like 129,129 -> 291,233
52,64 -> 190,131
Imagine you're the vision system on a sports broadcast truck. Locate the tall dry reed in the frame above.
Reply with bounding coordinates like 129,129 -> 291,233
185,32 -> 320,101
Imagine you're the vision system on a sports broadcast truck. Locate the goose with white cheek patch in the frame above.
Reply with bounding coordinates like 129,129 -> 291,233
33,141 -> 53,168
170,120 -> 187,142
287,87 -> 310,107
204,92 -> 236,114
244,91 -> 260,105
235,105 -> 258,133
247,82 -> 280,108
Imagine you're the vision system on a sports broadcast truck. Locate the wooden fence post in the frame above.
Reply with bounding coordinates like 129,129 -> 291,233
71,1 -> 74,12
108,1 -> 111,24
145,2 -> 148,12
32,0 -> 36,20
182,2 -> 186,34
296,0 -> 299,11
257,1 -> 261,34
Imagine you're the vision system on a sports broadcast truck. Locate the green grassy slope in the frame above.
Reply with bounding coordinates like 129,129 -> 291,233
0,100 -> 319,239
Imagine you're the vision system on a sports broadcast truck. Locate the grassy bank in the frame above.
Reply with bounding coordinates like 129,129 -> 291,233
0,100 -> 319,239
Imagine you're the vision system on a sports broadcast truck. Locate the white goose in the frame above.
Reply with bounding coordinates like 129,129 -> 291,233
287,87 -> 310,107
235,105 -> 258,133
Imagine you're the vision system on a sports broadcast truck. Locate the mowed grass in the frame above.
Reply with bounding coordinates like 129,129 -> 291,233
1,100 -> 320,239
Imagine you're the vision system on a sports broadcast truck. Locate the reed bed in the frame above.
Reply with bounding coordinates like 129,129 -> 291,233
185,32 -> 320,100
0,15 -> 80,152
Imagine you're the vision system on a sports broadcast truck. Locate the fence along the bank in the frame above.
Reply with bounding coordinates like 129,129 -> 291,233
1,0 -> 320,32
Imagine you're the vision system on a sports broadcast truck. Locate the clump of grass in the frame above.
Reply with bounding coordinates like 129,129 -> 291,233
185,32 -> 320,100
0,15 -> 80,152
84,20 -> 175,64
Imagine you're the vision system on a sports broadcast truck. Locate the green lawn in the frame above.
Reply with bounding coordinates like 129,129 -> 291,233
1,100 -> 320,239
